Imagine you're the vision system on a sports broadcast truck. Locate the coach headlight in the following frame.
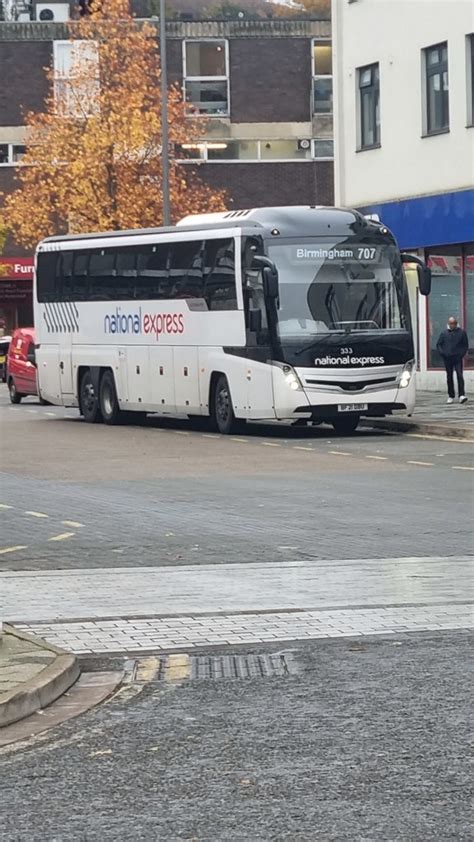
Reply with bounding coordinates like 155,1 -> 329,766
399,361 -> 414,388
283,365 -> 303,391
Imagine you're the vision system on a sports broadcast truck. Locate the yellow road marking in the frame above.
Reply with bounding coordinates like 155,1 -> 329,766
0,545 -> 28,555
25,511 -> 49,518
407,460 -> 434,467
164,653 -> 191,684
329,450 -> 352,456
136,657 -> 161,683
62,520 -> 84,528
365,455 -> 388,461
293,446 -> 314,451
48,532 -> 75,542
262,442 -> 281,447
452,465 -> 474,471
0,504 -> 13,510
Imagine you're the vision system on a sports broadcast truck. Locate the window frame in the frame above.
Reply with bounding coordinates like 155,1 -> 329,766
0,143 -> 27,167
311,37 -> 333,116
357,62 -> 380,151
182,39 -> 230,118
423,41 -> 450,136
467,33 -> 474,127
175,138 -> 333,163
53,39 -> 99,117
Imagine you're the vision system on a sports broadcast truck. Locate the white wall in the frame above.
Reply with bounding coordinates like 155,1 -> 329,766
333,0 -> 474,207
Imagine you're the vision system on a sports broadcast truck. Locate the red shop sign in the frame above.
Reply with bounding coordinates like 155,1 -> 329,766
0,257 -> 34,280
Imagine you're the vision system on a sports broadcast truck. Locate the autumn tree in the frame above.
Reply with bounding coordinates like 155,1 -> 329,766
3,0 -> 227,248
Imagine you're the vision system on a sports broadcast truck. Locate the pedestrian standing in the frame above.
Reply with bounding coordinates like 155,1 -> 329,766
436,316 -> 469,404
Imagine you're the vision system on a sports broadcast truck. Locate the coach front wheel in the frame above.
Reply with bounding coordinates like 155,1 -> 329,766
80,370 -> 102,423
211,374 -> 239,435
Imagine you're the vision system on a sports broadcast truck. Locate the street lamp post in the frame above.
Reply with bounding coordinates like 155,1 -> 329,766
160,0 -> 171,226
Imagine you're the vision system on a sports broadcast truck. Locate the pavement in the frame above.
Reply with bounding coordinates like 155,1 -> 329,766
0,385 -> 473,839
0,625 -> 79,728
361,389 -> 474,439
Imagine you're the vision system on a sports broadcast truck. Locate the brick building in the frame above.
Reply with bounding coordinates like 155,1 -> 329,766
0,13 -> 334,332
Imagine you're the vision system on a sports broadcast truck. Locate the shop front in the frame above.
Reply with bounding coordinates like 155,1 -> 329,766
359,189 -> 474,391
0,257 -> 34,336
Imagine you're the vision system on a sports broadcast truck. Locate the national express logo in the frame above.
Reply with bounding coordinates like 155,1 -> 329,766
104,307 -> 184,341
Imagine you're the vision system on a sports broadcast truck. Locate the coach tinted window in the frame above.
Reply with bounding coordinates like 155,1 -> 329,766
88,250 -> 117,300
115,247 -> 139,299
70,251 -> 91,301
136,243 -> 170,299
37,252 -> 59,302
204,238 -> 236,310
169,240 -> 205,299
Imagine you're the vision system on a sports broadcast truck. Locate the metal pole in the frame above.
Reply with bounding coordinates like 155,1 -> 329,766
160,0 -> 171,226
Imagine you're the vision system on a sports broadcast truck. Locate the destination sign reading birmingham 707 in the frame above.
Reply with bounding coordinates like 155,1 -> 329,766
293,245 -> 384,263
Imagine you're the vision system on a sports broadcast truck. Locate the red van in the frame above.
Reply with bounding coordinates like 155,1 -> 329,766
6,327 -> 39,403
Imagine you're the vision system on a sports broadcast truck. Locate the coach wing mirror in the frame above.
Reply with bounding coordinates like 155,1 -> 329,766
401,253 -> 432,296
252,255 -> 279,300
26,347 -> 37,366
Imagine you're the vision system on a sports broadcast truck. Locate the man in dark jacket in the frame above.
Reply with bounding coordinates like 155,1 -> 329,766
436,316 -> 469,404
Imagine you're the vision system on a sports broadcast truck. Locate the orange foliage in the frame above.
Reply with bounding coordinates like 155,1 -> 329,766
2,0 -> 228,248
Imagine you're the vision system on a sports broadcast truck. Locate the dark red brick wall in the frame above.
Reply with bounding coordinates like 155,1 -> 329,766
229,38 -> 312,123
188,161 -> 334,209
0,42 -> 52,126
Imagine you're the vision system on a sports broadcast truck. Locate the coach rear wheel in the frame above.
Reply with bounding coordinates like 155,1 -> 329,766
331,414 -> 360,435
99,370 -> 122,425
80,370 -> 102,423
211,374 -> 238,435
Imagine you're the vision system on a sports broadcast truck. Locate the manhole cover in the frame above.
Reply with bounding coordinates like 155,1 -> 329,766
190,652 -> 296,680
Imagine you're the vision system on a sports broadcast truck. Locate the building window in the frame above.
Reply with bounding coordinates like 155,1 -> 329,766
313,138 -> 334,159
467,34 -> 474,126
53,40 -> 99,116
425,247 -> 474,369
183,40 -> 229,116
423,42 -> 449,135
0,144 -> 26,166
176,139 -> 332,162
358,63 -> 380,149
312,40 -> 333,114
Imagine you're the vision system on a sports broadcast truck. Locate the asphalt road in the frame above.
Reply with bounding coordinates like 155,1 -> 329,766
0,387 -> 473,572
1,633 -> 472,841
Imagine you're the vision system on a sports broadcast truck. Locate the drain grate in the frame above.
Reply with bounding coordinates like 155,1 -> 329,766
190,652 -> 296,680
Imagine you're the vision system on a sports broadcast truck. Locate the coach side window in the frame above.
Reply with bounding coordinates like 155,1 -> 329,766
69,251 -> 90,301
204,238 -> 236,310
88,249 -> 117,300
169,240 -> 205,299
136,243 -> 170,299
115,247 -> 139,299
37,252 -> 59,302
